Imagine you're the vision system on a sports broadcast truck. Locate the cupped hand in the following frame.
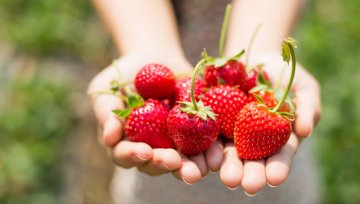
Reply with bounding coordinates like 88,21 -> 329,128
88,54 -> 224,184
219,53 -> 321,194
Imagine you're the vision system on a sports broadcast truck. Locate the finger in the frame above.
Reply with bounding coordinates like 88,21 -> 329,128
103,113 -> 123,147
294,79 -> 321,138
88,65 -> 123,127
205,139 -> 224,172
138,148 -> 182,176
265,134 -> 299,187
111,141 -> 153,168
92,93 -> 124,147
172,155 -> 202,185
190,154 -> 208,177
220,142 -> 243,189
241,160 -> 266,196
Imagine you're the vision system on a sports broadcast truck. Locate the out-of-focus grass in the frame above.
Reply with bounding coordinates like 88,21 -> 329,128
0,67 -> 75,204
296,0 -> 360,203
0,0 -> 112,65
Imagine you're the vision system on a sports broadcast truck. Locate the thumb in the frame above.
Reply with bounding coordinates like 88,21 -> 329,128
88,66 -> 124,147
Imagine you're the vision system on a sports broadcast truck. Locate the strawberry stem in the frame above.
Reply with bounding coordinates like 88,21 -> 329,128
245,24 -> 262,70
272,38 -> 297,113
218,4 -> 232,58
190,58 -> 208,111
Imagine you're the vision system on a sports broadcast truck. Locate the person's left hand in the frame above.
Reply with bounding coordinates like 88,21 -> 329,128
218,53 -> 321,195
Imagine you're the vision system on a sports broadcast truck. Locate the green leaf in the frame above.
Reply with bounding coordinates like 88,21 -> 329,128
207,111 -> 216,121
112,109 -> 131,118
198,111 -> 207,120
257,70 -> 270,86
230,49 -> 245,61
205,57 -> 216,66
253,94 -> 265,104
214,58 -> 227,67
278,111 -> 295,121
128,94 -> 144,108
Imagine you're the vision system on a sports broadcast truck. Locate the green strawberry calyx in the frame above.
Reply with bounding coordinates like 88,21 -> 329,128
112,92 -> 144,118
270,37 -> 298,118
179,50 -> 217,121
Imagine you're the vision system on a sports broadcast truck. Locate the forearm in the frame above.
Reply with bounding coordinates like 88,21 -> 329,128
92,0 -> 184,58
225,0 -> 302,56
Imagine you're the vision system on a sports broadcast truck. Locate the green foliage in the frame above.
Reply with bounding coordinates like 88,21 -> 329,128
0,0 -> 110,62
295,0 -> 360,203
0,69 -> 74,204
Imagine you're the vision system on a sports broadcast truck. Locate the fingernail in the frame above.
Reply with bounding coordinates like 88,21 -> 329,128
226,186 -> 239,191
182,177 -> 194,186
267,181 -> 277,188
244,191 -> 257,197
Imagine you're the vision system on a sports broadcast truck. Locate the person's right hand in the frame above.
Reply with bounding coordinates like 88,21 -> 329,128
88,54 -> 224,184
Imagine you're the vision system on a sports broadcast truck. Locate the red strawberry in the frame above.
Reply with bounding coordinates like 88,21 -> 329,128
167,56 -> 220,156
234,102 -> 291,159
167,103 -> 220,155
135,63 -> 176,99
173,77 -> 206,103
202,85 -> 247,139
248,90 -> 291,112
204,60 -> 248,91
124,99 -> 174,148
234,37 -> 298,160
245,68 -> 270,93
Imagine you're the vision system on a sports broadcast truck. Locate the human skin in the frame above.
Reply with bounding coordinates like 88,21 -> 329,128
89,0 -> 321,194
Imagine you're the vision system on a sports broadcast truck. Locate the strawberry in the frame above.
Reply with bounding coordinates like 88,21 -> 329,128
245,67 -> 270,93
124,99 -> 174,148
202,85 -> 247,139
234,37 -> 298,160
167,56 -> 220,156
173,77 -> 206,103
135,63 -> 176,100
167,103 -> 220,155
204,60 -> 248,91
234,102 -> 292,159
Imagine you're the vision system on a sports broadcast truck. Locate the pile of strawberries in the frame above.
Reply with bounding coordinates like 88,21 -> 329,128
109,5 -> 298,160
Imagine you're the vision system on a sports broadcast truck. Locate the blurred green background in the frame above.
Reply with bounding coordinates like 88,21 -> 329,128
0,0 -> 359,203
